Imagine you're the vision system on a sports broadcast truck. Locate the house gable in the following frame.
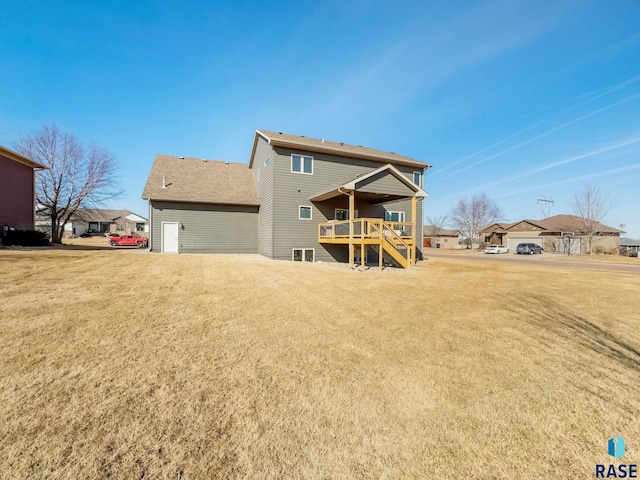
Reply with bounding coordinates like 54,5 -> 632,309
355,170 -> 416,197
506,220 -> 546,232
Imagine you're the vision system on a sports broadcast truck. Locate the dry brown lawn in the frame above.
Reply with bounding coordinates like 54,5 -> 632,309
1,249 -> 639,479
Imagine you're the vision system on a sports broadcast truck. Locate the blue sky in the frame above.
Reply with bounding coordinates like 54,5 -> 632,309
2,0 -> 640,237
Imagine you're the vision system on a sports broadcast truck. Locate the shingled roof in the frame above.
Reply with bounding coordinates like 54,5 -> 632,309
532,214 -> 622,234
250,130 -> 431,169
142,155 -> 259,206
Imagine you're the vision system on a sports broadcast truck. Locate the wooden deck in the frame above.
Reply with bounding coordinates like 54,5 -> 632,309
318,218 -> 415,269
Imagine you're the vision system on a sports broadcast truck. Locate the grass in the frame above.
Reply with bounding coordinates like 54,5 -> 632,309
1,250 -> 639,479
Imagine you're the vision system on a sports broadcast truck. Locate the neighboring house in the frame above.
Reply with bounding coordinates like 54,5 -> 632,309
35,209 -> 149,238
69,209 -> 149,237
423,225 -> 462,249
0,145 -> 45,233
481,223 -> 512,246
142,130 -> 431,268
480,214 -> 623,254
620,238 -> 640,257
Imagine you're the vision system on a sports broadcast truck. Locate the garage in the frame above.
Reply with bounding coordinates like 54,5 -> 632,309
558,236 -> 582,255
507,237 -> 543,252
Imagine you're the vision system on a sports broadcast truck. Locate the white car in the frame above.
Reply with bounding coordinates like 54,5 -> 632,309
484,244 -> 509,254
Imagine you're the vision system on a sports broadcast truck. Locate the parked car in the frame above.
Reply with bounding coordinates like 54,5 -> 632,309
110,235 -> 148,248
485,244 -> 509,254
516,243 -> 543,254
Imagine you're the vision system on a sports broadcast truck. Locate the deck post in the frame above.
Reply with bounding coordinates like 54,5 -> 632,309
349,191 -> 354,267
411,196 -> 417,266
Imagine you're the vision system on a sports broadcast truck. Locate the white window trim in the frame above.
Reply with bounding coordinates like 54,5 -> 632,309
413,171 -> 422,187
385,211 -> 405,222
299,205 -> 312,220
291,154 -> 313,175
292,248 -> 315,262
335,208 -> 359,220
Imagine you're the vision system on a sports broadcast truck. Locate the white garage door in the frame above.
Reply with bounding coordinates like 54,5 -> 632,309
507,237 -> 543,251
559,236 -> 581,255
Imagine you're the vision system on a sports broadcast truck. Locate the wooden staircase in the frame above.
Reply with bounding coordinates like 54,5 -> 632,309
318,218 -> 415,269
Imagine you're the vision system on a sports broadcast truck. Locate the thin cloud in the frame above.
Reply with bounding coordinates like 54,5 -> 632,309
431,92 -> 640,184
429,74 -> 640,178
319,0 -> 565,120
493,163 -> 640,198
445,135 -> 640,199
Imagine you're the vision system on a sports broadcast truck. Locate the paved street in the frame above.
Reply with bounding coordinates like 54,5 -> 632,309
425,251 -> 640,275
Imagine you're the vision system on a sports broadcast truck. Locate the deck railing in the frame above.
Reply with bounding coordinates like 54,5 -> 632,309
318,218 -> 415,268
318,219 -> 413,241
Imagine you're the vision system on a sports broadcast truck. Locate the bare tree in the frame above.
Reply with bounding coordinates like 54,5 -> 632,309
450,194 -> 502,248
14,125 -> 119,243
425,214 -> 449,247
569,184 -> 615,255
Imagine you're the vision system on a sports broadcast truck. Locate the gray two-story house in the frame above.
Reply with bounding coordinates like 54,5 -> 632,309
142,130 -> 431,268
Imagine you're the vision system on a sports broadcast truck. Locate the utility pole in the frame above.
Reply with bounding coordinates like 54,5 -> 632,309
538,195 -> 554,219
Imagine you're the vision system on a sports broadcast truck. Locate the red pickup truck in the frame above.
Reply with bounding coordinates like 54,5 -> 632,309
109,235 -> 148,248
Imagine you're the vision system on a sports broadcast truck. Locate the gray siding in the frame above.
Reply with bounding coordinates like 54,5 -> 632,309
251,137 -> 275,257
269,147 -> 424,262
149,201 -> 258,254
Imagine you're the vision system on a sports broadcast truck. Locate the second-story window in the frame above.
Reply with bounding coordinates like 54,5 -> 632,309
413,171 -> 422,187
299,206 -> 312,220
291,154 -> 313,174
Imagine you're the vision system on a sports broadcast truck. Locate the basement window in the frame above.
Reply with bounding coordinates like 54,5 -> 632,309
291,154 -> 313,174
293,248 -> 314,262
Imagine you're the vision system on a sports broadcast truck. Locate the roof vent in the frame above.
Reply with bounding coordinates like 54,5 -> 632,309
202,159 -> 207,162
224,161 -> 230,164
321,138 -> 325,143
178,156 -> 184,159
162,176 -> 167,189
340,142 -> 344,146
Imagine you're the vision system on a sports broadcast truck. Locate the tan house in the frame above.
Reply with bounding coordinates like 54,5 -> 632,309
481,214 -> 623,254
142,130 -> 431,269
423,226 -> 462,249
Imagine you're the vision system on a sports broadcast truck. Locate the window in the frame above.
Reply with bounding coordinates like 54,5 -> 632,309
88,222 -> 98,232
136,223 -> 145,232
299,206 -> 312,220
413,171 -> 422,187
384,211 -> 405,222
291,154 -> 313,174
335,208 -> 359,221
292,248 -> 314,262
264,156 -> 271,166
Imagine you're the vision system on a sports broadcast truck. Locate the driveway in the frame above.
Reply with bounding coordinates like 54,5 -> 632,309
426,251 -> 640,275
